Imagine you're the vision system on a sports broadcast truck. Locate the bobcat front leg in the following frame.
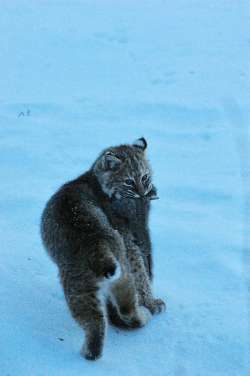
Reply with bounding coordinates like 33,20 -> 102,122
110,275 -> 151,328
127,245 -> 166,315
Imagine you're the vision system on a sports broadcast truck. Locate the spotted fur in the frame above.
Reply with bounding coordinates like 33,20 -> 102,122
40,138 -> 165,361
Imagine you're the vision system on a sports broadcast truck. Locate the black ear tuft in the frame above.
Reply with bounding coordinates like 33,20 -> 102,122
133,137 -> 147,151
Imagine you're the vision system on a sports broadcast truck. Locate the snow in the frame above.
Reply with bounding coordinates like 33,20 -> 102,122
0,0 -> 250,375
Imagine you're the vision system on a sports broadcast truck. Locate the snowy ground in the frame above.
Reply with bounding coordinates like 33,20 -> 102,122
0,1 -> 250,375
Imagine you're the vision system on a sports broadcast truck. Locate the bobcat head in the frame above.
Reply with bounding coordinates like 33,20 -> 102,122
93,138 -> 158,200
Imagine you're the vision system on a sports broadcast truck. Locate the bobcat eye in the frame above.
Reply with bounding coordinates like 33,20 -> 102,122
141,174 -> 149,183
124,178 -> 135,186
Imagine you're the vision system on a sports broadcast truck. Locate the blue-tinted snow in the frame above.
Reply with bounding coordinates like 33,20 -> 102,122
0,1 -> 249,375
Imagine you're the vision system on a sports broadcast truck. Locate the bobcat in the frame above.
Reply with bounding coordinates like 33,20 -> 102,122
40,137 -> 166,360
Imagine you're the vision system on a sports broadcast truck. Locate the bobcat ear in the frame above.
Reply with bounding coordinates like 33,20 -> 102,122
103,151 -> 122,170
133,137 -> 147,151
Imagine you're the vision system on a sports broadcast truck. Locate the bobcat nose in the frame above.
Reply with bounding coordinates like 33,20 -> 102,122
136,183 -> 146,197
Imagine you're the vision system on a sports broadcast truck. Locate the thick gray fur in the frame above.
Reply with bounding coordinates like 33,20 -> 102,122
40,138 -> 165,360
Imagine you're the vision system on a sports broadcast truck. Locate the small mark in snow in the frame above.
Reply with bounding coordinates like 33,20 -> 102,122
18,109 -> 31,118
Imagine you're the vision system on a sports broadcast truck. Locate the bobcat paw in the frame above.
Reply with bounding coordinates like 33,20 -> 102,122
146,298 -> 166,315
81,344 -> 102,361
121,306 -> 152,329
137,306 -> 152,326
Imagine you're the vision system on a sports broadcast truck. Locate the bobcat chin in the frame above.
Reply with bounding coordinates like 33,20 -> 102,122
40,137 -> 166,361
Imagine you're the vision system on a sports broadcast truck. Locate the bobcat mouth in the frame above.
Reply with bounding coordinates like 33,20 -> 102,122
119,190 -> 158,200
148,195 -> 159,200
146,186 -> 159,200
120,191 -> 140,199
